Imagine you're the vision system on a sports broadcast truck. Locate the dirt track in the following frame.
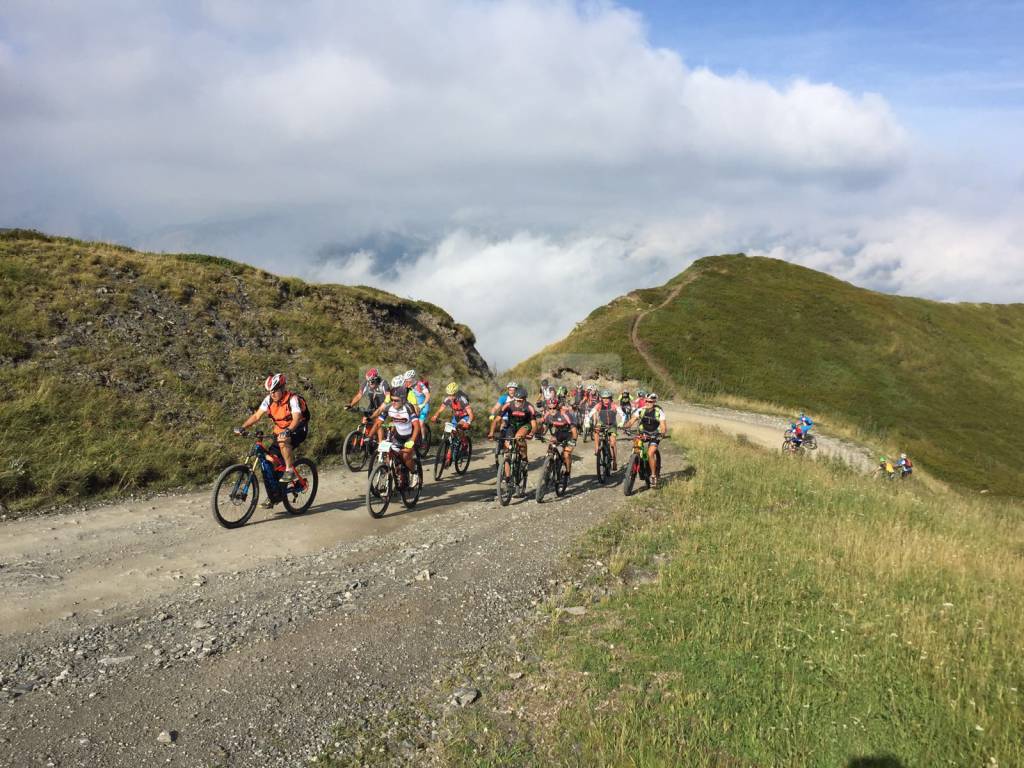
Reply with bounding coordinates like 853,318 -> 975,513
0,403 -> 868,767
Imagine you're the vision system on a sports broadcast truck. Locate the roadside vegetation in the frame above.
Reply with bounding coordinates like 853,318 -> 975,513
439,426 -> 1024,766
0,230 -> 489,513
513,254 -> 1024,496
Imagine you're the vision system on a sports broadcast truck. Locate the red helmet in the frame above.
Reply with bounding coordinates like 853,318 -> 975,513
264,373 -> 286,392
365,367 -> 379,381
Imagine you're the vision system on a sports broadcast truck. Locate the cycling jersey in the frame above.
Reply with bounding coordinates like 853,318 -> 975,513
502,401 -> 537,430
410,380 -> 429,405
361,380 -> 390,410
444,392 -> 471,420
543,409 -> 575,440
260,392 -> 304,432
385,401 -> 419,438
586,402 -> 624,429
634,405 -> 665,434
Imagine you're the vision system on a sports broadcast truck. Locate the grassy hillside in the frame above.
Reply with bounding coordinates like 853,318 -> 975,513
513,255 -> 1024,496
436,427 -> 1024,766
0,230 -> 489,513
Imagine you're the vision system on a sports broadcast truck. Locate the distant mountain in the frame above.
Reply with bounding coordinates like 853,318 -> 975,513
512,254 -> 1024,496
0,230 -> 488,512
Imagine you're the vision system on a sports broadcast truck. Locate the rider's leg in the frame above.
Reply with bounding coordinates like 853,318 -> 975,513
278,433 -> 295,473
648,443 -> 659,481
609,432 -> 617,469
514,426 -> 530,461
562,446 -> 573,473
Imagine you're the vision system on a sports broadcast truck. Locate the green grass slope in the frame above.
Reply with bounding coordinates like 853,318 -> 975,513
0,230 -> 489,513
514,254 -> 1024,496
437,428 -> 1024,766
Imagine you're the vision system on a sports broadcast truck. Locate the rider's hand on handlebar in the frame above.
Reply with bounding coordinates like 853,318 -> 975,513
233,427 -> 247,437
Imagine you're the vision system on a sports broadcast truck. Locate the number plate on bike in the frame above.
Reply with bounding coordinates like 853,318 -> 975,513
378,441 -> 393,453
444,423 -> 455,433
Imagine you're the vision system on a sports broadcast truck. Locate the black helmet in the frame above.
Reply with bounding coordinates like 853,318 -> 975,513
514,386 -> 527,399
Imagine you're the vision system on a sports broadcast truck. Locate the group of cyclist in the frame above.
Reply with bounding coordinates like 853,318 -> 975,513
238,369 -> 671,503
782,410 -> 915,479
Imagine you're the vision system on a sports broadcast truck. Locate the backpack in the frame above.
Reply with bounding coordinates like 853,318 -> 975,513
904,457 -> 912,468
295,393 -> 311,423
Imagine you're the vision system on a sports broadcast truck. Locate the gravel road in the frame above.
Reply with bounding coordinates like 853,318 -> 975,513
0,403 -> 867,767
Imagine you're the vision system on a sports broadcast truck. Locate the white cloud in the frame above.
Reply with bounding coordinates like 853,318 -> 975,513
0,0 -> 1019,367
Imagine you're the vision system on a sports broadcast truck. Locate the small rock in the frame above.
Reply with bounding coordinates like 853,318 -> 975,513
97,656 -> 135,666
450,687 -> 480,707
192,620 -> 211,630
509,671 -> 525,680
155,612 -> 171,622
415,569 -> 433,582
156,730 -> 177,745
563,606 -> 587,616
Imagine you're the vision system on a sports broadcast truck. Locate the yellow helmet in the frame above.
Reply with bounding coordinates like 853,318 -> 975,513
445,382 -> 459,395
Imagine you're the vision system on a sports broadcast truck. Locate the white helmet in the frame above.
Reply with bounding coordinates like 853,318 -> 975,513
900,453 -> 907,459
264,373 -> 285,392
391,374 -> 405,388
404,369 -> 417,380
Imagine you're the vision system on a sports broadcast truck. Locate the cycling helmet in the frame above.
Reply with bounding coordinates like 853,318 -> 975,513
637,389 -> 647,397
365,367 -> 379,381
506,380 -> 518,390
541,378 -> 549,388
404,369 -> 417,381
647,392 -> 659,401
391,385 -> 409,401
391,374 -> 406,388
879,456 -> 887,462
546,396 -> 560,409
600,389 -> 612,399
445,382 -> 459,395
514,386 -> 527,400
264,373 -> 285,392
556,385 -> 568,397
900,453 -> 907,459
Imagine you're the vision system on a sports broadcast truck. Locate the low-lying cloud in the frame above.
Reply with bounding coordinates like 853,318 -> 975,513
1,0 -> 1020,366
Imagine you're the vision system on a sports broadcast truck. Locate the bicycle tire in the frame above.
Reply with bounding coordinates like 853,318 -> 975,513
367,464 -> 392,518
555,459 -> 569,497
455,434 -> 472,475
342,429 -> 367,471
415,422 -> 432,460
497,457 -> 514,506
211,464 -> 260,529
401,459 -> 423,509
433,435 -> 449,481
623,459 -> 638,497
535,460 -> 551,503
282,458 -> 318,514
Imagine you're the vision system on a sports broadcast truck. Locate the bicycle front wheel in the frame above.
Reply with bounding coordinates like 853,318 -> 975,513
401,460 -> 423,509
497,457 -> 514,506
433,435 -> 449,481
211,464 -> 259,529
455,434 -> 472,475
282,458 -> 318,514
367,464 -> 392,519
535,461 -> 551,503
416,422 -> 432,459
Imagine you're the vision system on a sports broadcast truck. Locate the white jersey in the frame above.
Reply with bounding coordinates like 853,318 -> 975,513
386,401 -> 419,438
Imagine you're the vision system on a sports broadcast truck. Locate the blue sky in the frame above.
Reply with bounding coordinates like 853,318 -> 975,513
1,1 -> 1022,365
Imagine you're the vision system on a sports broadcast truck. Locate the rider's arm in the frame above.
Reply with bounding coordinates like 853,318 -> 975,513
369,401 -> 387,420
464,405 -> 474,423
285,395 -> 303,432
241,408 -> 265,430
349,389 -> 363,407
431,404 -> 446,422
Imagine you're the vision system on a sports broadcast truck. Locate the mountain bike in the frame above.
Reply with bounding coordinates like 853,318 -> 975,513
342,407 -> 378,471
211,431 -> 318,528
594,425 -> 616,484
535,438 -> 571,503
623,430 -> 666,496
415,418 -> 433,460
782,435 -> 805,454
874,464 -> 897,481
433,420 -> 473,480
785,427 -> 816,451
496,434 -> 531,506
366,433 -> 423,519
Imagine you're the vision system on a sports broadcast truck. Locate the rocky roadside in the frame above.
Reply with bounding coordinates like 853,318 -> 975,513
0,449 -> 677,768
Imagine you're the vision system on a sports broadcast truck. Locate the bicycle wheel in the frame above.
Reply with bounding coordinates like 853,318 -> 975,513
415,422 -> 432,459
623,459 -> 638,497
805,435 -> 818,450
455,434 -> 472,475
433,435 -> 449,481
401,459 -> 423,508
555,459 -> 569,497
282,458 -> 318,514
497,457 -> 514,506
596,443 -> 609,484
367,464 -> 392,518
211,464 -> 259,529
342,429 -> 367,471
515,457 -> 528,497
535,460 -> 551,503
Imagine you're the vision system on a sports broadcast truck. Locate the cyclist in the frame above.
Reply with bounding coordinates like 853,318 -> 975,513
238,373 -> 308,484
370,376 -> 422,487
584,389 -> 626,470
348,367 -> 389,411
624,391 -> 667,487
788,422 -> 804,448
896,453 -> 913,478
619,390 -> 633,418
404,369 -> 431,421
556,384 -> 568,401
542,395 -> 577,475
432,382 -> 474,430
796,411 -> 814,437
878,456 -> 895,478
495,386 -> 538,470
633,389 -> 648,410
487,381 -> 519,440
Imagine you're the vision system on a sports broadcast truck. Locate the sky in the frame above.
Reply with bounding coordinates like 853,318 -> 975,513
2,1 -> 1023,368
